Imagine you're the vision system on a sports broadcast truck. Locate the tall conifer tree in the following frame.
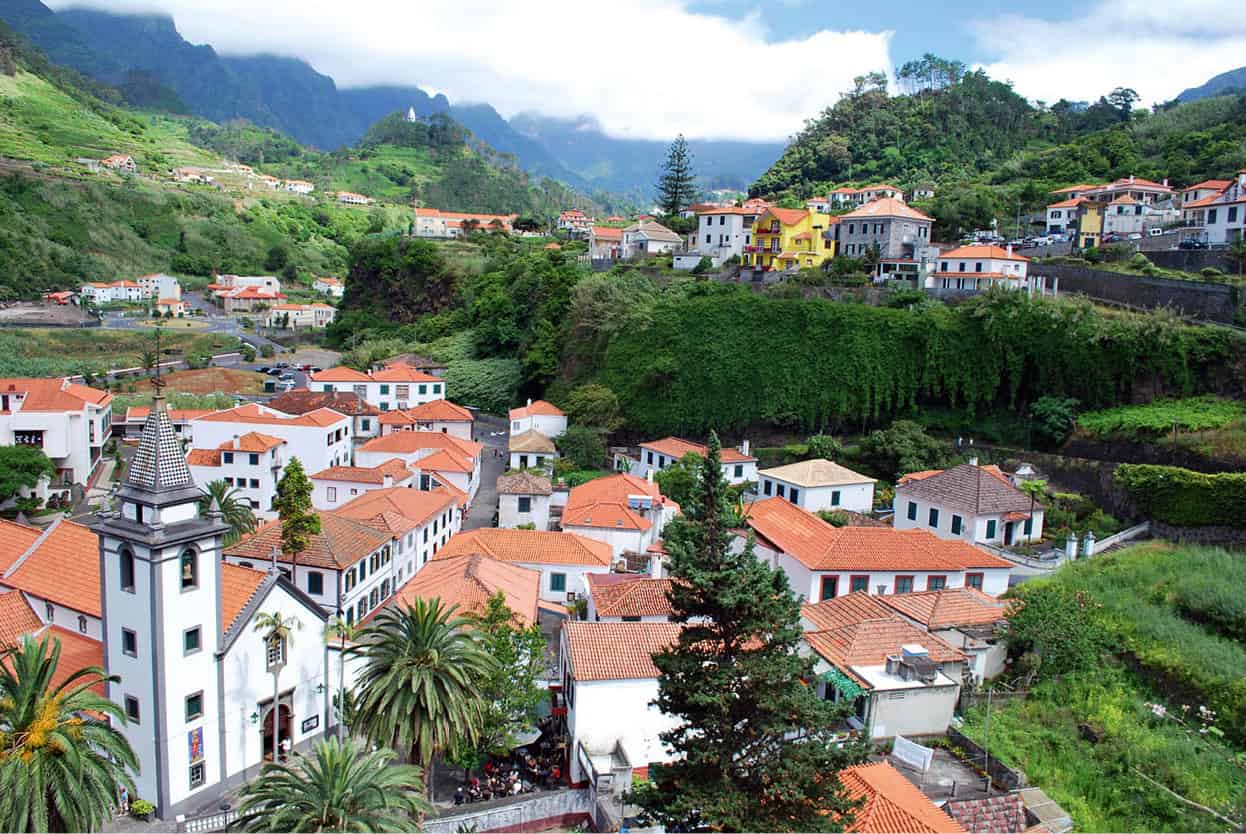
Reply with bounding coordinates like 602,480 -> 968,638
656,134 -> 697,216
633,433 -> 868,832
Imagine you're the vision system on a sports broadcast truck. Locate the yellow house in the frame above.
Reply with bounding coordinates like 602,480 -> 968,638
1077,203 -> 1103,249
744,207 -> 838,270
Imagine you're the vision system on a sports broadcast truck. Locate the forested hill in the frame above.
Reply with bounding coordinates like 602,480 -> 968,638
751,57 -> 1246,205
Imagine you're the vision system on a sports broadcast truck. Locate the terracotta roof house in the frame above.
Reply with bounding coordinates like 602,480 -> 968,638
622,436 -> 757,486
0,589 -> 43,647
509,399 -> 567,438
744,497 -> 1012,601
757,458 -> 877,514
561,473 -> 679,563
837,198 -> 933,260
801,592 -> 966,739
585,574 -> 675,622
497,472 -> 554,531
840,762 -> 967,833
1,519 -> 105,619
559,621 -> 684,783
354,431 -> 482,503
894,463 -> 1043,548
876,587 -> 1014,683
437,528 -> 611,604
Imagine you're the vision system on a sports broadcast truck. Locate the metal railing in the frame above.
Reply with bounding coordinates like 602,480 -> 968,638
177,808 -> 238,833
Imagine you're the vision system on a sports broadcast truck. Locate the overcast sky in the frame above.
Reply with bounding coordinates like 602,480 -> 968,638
49,0 -> 1246,142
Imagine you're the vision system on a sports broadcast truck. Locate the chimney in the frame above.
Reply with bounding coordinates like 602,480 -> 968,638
1128,174 -> 1135,184
383,474 -> 393,488
647,469 -> 655,484
1162,178 -> 1168,187
231,434 -> 239,449
1006,243 -> 1013,258
968,456 -> 979,467
740,439 -> 750,456
526,397 -> 532,407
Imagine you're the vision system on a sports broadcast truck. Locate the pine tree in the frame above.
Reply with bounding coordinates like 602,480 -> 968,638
632,433 -> 868,832
273,457 -> 320,571
656,134 -> 698,217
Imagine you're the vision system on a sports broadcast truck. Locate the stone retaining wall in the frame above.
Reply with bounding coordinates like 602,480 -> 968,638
1039,262 -> 1236,322
423,788 -> 592,834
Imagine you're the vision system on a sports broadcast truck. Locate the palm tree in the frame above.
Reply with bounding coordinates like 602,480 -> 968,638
199,479 -> 258,545
0,633 -> 139,832
323,617 -> 356,742
1019,478 -> 1048,555
353,600 -> 494,795
234,737 -> 429,833
253,612 -> 302,766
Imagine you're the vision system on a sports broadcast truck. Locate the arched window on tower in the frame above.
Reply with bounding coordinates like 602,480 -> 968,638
180,549 -> 198,591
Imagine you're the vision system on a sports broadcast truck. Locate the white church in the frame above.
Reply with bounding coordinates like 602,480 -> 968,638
91,396 -> 337,820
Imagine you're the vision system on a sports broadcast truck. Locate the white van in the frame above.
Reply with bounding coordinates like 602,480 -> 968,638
1148,228 -> 1165,237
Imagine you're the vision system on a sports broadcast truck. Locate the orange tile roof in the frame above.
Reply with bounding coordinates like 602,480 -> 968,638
197,403 -> 347,428
0,590 -> 42,647
186,449 -> 222,467
310,366 -> 373,383
437,528 -> 611,567
42,626 -> 106,695
0,378 -> 110,412
334,486 -> 458,535
383,553 -> 541,626
841,762 -> 967,833
801,592 -> 896,631
876,587 -> 1012,629
267,390 -> 379,418
1105,176 -> 1171,191
400,399 -> 473,422
3,520 -> 102,616
370,362 -> 440,383
937,245 -> 1028,262
805,618 -> 965,684
358,430 -> 481,458
0,519 -> 42,574
640,436 -> 755,463
219,432 -> 286,453
564,621 -> 682,681
311,459 -> 412,484
418,448 -> 473,474
1046,197 -> 1086,209
1183,179 -> 1231,193
896,463 -> 1034,516
1050,183 -> 1103,194
745,498 -> 1011,571
758,207 -> 810,226
225,514 -> 390,570
591,226 -> 624,240
509,399 -> 564,419
497,472 -> 553,495
563,473 -> 674,533
841,198 -> 932,221
586,574 -> 674,618
221,562 -> 266,632
124,407 -> 212,423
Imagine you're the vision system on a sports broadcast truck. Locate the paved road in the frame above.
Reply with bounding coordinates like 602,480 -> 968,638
99,290 -> 288,355
465,414 -> 508,530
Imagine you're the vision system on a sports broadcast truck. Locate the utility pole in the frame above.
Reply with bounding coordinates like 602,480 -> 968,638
984,687 -> 993,798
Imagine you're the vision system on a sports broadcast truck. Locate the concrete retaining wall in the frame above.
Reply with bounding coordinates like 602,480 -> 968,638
947,727 -> 1028,791
1039,262 -> 1236,323
424,788 -> 592,833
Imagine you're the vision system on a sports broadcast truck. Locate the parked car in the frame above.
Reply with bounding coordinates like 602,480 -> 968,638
1128,233 -> 1143,241
257,366 -> 271,374
1102,233 -> 1123,243
1178,239 -> 1208,250
266,368 -> 283,376
1148,228 -> 1165,237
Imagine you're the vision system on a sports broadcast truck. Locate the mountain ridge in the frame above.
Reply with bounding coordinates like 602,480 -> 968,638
1177,65 -> 1246,103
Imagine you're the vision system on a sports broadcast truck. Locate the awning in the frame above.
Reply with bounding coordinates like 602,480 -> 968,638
824,667 -> 864,700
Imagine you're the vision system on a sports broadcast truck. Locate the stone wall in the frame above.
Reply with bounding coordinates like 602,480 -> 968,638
1038,262 -> 1236,323
947,727 -> 1028,791
1149,522 -> 1246,548
1146,249 -> 1237,275
423,789 -> 592,834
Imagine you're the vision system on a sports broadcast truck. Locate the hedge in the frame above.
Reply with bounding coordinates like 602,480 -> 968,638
1115,463 -> 1246,528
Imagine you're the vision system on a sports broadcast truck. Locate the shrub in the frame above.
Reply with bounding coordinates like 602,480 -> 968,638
1079,397 -> 1242,439
557,426 -> 607,471
259,343 -> 275,358
1200,267 -> 1225,278
1115,464 -> 1246,528
130,800 -> 154,818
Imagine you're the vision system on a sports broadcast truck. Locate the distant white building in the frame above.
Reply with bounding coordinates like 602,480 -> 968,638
928,245 -> 1031,293
80,280 -> 145,304
619,436 -> 757,486
558,209 -> 594,233
584,574 -> 674,623
378,399 -> 474,440
1180,170 -> 1246,245
560,473 -> 677,566
136,273 -> 182,300
756,459 -> 876,514
187,431 -> 288,519
621,220 -> 683,258
509,399 -> 566,438
309,458 -> 414,510
693,206 -> 763,262
508,429 -> 557,472
313,277 -> 345,298
354,431 -> 482,505
284,179 -> 314,194
437,528 -> 613,604
0,377 -> 112,485
263,303 -> 336,329
310,363 -> 446,411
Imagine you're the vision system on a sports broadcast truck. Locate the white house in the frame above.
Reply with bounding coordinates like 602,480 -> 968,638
621,436 -> 757,486
744,497 -> 1013,601
621,220 -> 683,258
0,377 -> 112,485
310,363 -> 446,411
118,407 -> 209,442
436,528 -> 612,604
189,403 -> 353,470
378,399 -> 474,440
89,398 -> 333,820
413,208 -> 517,238
310,458 -> 414,510
264,303 -> 336,329
928,245 -> 1031,292
509,399 -> 566,438
354,431 -> 482,504
80,280 -> 145,304
560,621 -> 682,783
1180,170 -> 1246,245
1044,196 -> 1085,235
877,588 -> 1012,684
558,209 -> 594,233
894,463 -> 1044,548
508,429 -> 557,472
756,459 -> 876,514
283,179 -> 314,194
335,192 -> 373,206
588,226 -> 623,260
313,277 -> 345,298
497,471 -> 552,530
801,593 -> 965,740
136,273 -> 182,301
585,574 -> 674,623
330,486 -> 462,581
693,206 -> 762,262
187,432 -> 288,519
560,473 -> 678,565
208,274 -> 283,295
